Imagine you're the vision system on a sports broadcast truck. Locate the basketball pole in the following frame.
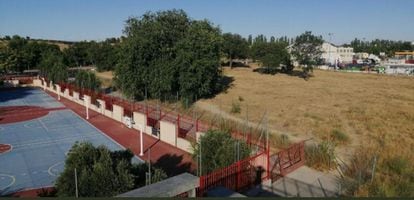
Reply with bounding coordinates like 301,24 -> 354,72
139,124 -> 144,156
86,105 -> 89,120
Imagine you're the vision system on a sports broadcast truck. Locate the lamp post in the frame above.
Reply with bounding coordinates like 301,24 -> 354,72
328,33 -> 334,68
138,124 -> 144,156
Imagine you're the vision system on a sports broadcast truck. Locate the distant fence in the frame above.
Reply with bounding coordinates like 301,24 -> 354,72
1,75 -> 35,85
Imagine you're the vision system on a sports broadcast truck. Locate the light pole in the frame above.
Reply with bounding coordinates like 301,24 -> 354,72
74,168 -> 79,198
83,96 -> 89,119
138,124 -> 144,156
328,33 -> 333,68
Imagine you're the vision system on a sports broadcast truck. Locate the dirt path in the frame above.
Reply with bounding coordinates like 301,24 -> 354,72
195,101 -> 306,144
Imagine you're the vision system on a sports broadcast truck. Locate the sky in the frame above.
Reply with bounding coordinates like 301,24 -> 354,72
1,0 -> 413,45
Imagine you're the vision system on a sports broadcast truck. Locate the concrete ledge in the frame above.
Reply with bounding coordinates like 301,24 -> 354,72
160,120 -> 177,146
113,104 -> 124,122
104,109 -> 113,118
176,138 -> 192,153
117,173 -> 199,197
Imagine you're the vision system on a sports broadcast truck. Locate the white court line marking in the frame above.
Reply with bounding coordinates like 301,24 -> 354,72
0,174 -> 16,190
38,118 -> 49,132
48,161 -> 64,177
11,132 -> 102,149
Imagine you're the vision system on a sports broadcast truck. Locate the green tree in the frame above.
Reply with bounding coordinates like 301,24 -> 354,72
222,33 -> 249,68
39,51 -> 68,83
254,42 -> 291,74
74,70 -> 101,91
115,9 -> 222,103
291,31 -> 323,79
192,130 -> 251,175
94,42 -> 119,71
63,41 -> 94,67
55,142 -> 166,197
175,20 -> 222,104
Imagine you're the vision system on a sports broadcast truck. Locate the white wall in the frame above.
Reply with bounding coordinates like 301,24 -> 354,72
160,120 -> 177,146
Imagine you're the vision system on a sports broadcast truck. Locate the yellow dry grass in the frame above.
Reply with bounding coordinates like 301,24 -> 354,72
196,64 -> 414,162
94,71 -> 114,87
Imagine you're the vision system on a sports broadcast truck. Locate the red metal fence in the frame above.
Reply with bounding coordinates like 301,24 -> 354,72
270,141 -> 305,179
197,150 -> 269,196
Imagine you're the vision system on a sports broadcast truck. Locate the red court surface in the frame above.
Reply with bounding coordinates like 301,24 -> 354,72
46,91 -> 196,176
0,106 -> 65,124
0,144 -> 12,154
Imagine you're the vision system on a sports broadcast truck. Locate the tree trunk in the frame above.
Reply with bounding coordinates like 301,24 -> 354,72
229,59 -> 233,69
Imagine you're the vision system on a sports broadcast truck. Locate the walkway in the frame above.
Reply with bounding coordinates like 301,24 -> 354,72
46,91 -> 196,177
267,166 -> 340,197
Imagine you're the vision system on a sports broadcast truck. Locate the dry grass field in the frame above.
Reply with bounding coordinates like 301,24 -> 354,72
92,65 -> 413,195
94,71 -> 114,87
196,64 -> 414,162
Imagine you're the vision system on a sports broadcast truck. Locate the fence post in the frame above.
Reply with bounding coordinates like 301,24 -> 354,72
237,160 -> 241,190
267,145 -> 270,180
177,114 -> 180,137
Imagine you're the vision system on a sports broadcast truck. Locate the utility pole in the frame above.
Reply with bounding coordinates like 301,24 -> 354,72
74,168 -> 79,198
199,141 -> 202,176
328,33 -> 333,68
148,147 -> 151,185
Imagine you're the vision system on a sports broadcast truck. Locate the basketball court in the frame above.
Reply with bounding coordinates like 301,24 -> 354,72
0,88 -> 142,196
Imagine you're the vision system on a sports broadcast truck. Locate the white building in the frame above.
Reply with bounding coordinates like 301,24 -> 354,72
320,42 -> 354,64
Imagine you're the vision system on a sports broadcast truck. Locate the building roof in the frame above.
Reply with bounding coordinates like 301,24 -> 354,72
117,173 -> 199,197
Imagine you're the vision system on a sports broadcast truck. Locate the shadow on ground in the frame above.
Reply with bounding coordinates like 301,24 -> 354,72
252,68 -> 311,80
153,154 -> 193,177
0,87 -> 33,103
221,61 -> 250,68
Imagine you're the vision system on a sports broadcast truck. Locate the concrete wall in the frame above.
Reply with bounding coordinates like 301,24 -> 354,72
133,112 -> 146,131
196,132 -> 205,143
176,138 -> 192,153
33,79 -> 42,87
48,81 -> 54,91
84,95 -> 91,108
104,109 -> 113,118
160,120 -> 177,146
113,104 -> 124,122
97,99 -> 106,114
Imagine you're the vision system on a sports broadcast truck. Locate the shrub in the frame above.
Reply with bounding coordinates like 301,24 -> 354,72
230,101 -> 241,114
331,129 -> 349,143
305,140 -> 336,170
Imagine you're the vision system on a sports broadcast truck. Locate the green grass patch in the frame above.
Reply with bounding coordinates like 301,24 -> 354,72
330,129 -> 350,143
305,140 -> 336,170
230,101 -> 241,114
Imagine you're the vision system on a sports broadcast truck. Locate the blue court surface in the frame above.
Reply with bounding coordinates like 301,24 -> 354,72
0,88 -> 63,108
0,88 -> 142,195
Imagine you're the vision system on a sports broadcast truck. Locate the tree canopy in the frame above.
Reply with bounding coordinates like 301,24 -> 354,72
291,31 -> 323,78
192,130 -> 251,175
114,9 -> 222,103
74,71 -> 101,91
55,142 -> 167,197
348,38 -> 414,56
221,33 -> 249,68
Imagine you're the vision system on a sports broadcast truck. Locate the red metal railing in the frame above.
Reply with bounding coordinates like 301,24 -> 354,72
276,141 -> 305,176
197,150 -> 268,196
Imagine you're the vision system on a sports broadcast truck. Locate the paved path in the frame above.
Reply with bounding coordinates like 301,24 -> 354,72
46,91 -> 196,177
267,166 -> 340,197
